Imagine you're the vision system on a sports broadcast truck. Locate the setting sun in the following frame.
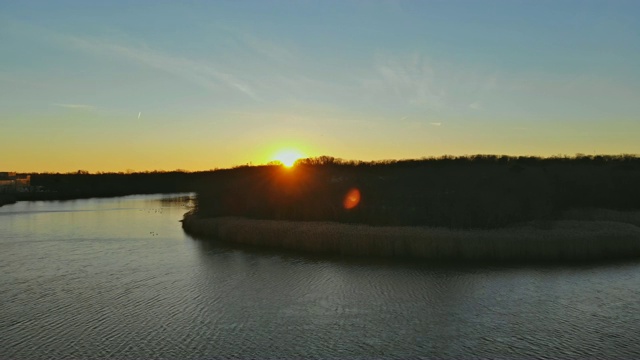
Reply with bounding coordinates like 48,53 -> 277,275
272,149 -> 305,168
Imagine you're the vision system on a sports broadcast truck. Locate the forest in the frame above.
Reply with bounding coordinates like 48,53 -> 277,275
193,154 -> 640,229
16,171 -> 201,201
8,154 -> 640,230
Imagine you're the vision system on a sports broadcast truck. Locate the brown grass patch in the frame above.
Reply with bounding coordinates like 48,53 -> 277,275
182,210 -> 640,261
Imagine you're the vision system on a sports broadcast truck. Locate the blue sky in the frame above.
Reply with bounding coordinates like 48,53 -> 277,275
1,0 -> 639,172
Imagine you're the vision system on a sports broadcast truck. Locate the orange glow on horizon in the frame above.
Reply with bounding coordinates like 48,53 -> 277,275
343,188 -> 361,209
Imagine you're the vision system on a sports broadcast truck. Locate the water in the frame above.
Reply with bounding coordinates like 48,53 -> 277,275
1,194 -> 640,359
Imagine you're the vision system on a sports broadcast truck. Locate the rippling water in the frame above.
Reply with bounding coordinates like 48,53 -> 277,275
1,194 -> 640,359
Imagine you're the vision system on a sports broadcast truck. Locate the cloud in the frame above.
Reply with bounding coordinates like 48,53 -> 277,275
61,35 -> 261,101
366,53 -> 499,114
52,103 -> 94,110
371,53 -> 445,109
429,122 -> 442,126
6,20 -> 254,98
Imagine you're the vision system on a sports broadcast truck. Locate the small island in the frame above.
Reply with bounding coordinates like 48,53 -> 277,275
183,155 -> 640,261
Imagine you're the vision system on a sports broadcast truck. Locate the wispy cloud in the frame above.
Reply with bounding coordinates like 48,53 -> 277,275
429,122 -> 442,126
52,103 -> 94,110
61,35 -> 261,101
366,52 -> 498,113
8,20 -> 256,98
370,53 -> 445,109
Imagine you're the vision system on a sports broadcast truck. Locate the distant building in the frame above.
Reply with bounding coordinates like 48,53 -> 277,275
0,172 -> 31,192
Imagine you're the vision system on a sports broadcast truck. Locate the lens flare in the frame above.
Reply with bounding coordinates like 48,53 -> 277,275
343,188 -> 361,209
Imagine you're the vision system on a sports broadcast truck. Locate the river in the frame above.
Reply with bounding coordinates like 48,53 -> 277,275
1,194 -> 639,358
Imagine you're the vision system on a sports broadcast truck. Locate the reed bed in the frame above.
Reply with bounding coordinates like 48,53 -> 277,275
182,212 -> 640,261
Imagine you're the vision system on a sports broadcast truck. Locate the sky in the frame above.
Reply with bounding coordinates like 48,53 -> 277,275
1,0 -> 639,172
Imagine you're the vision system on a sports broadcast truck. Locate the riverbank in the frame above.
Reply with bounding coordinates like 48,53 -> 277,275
0,194 -> 16,207
182,210 -> 640,261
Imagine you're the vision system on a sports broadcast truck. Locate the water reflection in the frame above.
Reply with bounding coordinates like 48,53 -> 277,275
192,238 -> 640,358
1,194 -> 640,358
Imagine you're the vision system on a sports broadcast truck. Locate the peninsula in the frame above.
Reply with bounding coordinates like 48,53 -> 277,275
183,155 -> 640,261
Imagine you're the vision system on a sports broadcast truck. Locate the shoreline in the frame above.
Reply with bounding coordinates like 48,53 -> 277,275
182,212 -> 640,261
0,192 -> 195,208
0,194 -> 16,207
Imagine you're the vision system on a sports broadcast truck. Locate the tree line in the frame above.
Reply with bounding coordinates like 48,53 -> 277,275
193,154 -> 640,229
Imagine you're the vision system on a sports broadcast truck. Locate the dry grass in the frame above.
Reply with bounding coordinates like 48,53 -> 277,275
182,210 -> 640,261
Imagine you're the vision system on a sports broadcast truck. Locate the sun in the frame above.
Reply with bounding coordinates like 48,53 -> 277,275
272,149 -> 305,168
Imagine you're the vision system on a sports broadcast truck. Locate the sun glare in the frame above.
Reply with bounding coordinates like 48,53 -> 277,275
272,149 -> 304,168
